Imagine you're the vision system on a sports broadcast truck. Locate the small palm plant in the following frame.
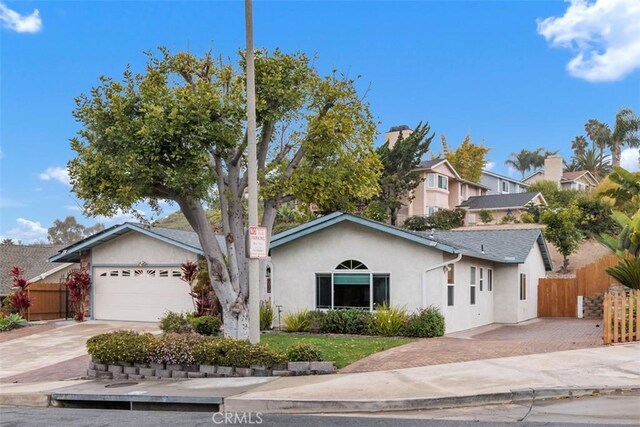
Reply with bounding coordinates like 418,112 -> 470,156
606,256 -> 640,291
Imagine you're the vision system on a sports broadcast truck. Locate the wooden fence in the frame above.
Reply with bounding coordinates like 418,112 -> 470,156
538,254 -> 619,318
27,283 -> 68,321
603,290 -> 639,344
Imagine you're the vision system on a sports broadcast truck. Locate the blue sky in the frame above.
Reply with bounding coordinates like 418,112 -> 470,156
1,0 -> 639,242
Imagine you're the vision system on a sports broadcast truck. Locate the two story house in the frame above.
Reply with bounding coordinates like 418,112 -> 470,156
523,155 -> 598,191
480,170 -> 529,195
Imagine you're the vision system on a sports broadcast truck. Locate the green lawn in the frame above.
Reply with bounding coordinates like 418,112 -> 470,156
261,332 -> 413,368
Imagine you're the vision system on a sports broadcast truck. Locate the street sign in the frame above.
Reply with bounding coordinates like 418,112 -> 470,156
247,226 -> 268,259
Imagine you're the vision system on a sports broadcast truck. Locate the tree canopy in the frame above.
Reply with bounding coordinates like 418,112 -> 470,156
369,122 -> 433,225
69,48 -> 381,338
47,216 -> 105,245
444,134 -> 489,182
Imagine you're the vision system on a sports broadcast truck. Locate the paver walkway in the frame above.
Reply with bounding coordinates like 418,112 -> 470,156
341,318 -> 603,373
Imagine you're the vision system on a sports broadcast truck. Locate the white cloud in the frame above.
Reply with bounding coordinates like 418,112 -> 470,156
0,2 -> 42,33
620,147 -> 640,171
39,167 -> 70,186
0,218 -> 47,243
537,0 -> 640,82
485,161 -> 495,171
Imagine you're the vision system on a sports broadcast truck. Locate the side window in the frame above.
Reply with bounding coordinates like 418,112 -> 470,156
428,174 -> 435,188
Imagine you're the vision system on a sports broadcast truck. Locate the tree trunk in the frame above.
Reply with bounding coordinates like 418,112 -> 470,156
390,208 -> 398,226
176,195 -> 249,339
561,256 -> 570,274
611,142 -> 621,166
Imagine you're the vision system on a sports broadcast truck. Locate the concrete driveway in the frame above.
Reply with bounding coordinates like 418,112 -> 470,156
0,321 -> 158,381
341,318 -> 603,373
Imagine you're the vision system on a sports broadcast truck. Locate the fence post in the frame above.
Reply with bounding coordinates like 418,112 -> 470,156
636,290 -> 640,342
603,292 -> 610,344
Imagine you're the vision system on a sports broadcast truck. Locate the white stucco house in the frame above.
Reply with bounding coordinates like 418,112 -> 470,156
49,213 -> 552,333
270,212 -> 552,333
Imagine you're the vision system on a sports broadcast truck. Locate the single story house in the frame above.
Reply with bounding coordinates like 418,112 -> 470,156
458,192 -> 547,225
0,244 -> 77,298
270,212 -> 552,333
48,223 -> 223,322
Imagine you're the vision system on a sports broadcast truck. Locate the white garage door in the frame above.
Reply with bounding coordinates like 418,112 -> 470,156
94,267 -> 194,322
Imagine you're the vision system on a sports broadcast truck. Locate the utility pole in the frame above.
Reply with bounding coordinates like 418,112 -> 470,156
245,0 -> 260,344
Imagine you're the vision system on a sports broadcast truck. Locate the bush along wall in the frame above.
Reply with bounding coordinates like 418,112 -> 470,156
86,331 -> 335,380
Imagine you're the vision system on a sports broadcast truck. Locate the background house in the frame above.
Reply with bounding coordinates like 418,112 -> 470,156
481,170 -> 529,195
270,212 -> 552,333
523,155 -> 598,191
0,244 -> 77,299
458,192 -> 547,225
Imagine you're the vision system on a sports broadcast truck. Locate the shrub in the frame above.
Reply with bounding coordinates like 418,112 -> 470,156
65,269 -> 91,321
371,304 -> 408,336
260,301 -> 274,331
193,338 -> 283,367
521,212 -> 535,223
190,315 -> 221,336
307,310 -> 326,333
404,306 -> 445,338
478,209 -> 494,224
148,333 -> 204,365
320,309 -> 372,335
283,309 -> 310,332
159,311 -> 193,334
7,266 -> 31,316
286,343 -> 323,362
403,209 -> 466,231
500,214 -> 515,224
0,313 -> 27,332
86,330 -> 156,364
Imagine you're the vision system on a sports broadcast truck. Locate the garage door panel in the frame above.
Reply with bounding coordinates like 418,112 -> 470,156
94,267 -> 194,322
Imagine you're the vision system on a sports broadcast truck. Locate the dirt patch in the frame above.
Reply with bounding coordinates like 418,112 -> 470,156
0,322 -> 56,343
547,239 -> 611,277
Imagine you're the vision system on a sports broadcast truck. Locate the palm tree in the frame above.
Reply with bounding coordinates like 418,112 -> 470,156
571,136 -> 588,157
505,149 -> 535,179
584,108 -> 640,166
568,146 -> 612,178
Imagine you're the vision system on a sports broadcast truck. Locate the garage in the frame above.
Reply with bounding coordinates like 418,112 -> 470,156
48,223 -> 211,322
94,266 -> 194,322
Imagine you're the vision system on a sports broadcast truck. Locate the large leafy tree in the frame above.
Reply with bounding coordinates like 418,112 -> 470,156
48,216 -> 105,245
541,203 -> 584,274
444,134 -> 489,182
584,108 -> 640,166
69,48 -> 381,338
372,122 -> 433,225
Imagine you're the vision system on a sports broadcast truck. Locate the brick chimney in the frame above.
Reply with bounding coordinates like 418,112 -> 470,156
544,155 -> 563,188
385,125 -> 412,149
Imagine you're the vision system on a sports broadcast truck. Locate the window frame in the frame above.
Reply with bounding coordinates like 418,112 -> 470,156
501,180 -> 510,193
470,266 -> 477,305
437,174 -> 449,190
519,273 -> 527,300
446,264 -> 455,307
315,269 -> 391,311
479,267 -> 484,292
427,173 -> 435,188
487,268 -> 493,292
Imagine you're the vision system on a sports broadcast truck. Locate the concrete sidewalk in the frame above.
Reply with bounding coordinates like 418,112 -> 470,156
1,343 -> 638,414
224,343 -> 640,413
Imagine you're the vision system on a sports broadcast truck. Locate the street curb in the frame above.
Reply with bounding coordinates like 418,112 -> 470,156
223,385 -> 640,413
0,393 -> 51,408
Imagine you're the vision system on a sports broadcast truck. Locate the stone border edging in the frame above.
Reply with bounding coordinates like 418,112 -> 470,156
87,360 -> 336,380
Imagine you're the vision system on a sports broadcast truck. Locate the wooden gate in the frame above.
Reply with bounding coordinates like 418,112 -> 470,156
27,282 -> 68,321
603,290 -> 639,344
537,254 -> 619,318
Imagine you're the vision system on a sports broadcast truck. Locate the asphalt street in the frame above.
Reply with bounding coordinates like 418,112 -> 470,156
1,393 -> 638,427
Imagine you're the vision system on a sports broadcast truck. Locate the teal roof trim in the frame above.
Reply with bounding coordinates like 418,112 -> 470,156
270,212 -> 458,254
48,223 -> 204,263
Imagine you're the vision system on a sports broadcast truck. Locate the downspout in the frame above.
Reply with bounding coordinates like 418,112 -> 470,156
422,252 -> 463,309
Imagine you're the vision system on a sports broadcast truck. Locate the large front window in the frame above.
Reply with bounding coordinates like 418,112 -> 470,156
315,260 -> 390,310
438,175 -> 449,190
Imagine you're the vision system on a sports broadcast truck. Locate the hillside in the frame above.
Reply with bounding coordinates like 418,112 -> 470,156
153,209 -> 221,231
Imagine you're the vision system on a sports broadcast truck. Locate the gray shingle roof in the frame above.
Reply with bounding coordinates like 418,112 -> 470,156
458,192 -> 540,210
424,228 -> 552,270
149,225 -> 226,252
417,158 -> 444,169
0,244 -> 67,295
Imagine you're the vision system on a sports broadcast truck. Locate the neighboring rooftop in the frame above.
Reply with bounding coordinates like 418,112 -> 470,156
0,244 -> 66,295
417,158 -> 445,169
458,192 -> 542,210
388,125 -> 411,132
481,170 -> 529,185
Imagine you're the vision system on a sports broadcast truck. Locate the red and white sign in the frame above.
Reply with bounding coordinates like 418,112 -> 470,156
247,226 -> 268,259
